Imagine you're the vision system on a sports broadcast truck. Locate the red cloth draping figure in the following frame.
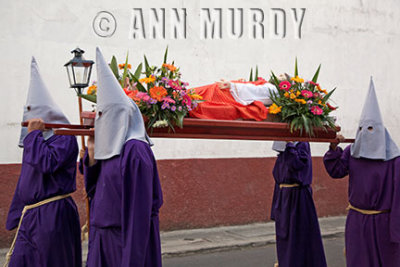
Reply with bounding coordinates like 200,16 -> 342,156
189,80 -> 277,121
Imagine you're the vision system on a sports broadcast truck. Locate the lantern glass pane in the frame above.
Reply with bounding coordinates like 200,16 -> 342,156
65,65 -> 74,87
73,64 -> 87,86
83,66 -> 89,84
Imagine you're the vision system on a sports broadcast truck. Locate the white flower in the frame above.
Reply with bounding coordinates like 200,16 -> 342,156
152,120 -> 169,128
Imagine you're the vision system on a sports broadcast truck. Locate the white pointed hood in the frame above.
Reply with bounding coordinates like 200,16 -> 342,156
94,47 -> 152,160
272,141 -> 286,153
19,57 -> 69,147
351,78 -> 400,161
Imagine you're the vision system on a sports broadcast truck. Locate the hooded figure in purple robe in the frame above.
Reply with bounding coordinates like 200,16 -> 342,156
324,78 -> 400,267
83,48 -> 163,267
270,141 -> 327,267
6,57 -> 81,267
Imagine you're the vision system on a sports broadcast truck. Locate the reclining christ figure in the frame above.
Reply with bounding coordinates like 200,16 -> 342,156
189,78 -> 278,121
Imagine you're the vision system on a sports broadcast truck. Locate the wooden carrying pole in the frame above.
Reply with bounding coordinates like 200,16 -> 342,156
21,119 -> 354,143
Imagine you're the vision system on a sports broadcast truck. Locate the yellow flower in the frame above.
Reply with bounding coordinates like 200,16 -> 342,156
189,94 -> 203,100
291,76 -> 304,83
296,91 -> 301,97
269,103 -> 282,114
295,99 -> 306,104
139,75 -> 156,84
318,100 -> 326,107
290,93 -> 296,99
284,92 -> 289,98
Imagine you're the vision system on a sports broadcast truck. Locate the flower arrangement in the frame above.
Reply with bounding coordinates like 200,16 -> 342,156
79,48 -> 202,131
268,60 -> 337,135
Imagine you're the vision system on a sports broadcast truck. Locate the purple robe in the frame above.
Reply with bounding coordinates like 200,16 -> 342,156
83,139 -> 163,267
324,145 -> 400,266
6,130 -> 82,267
271,142 -> 327,267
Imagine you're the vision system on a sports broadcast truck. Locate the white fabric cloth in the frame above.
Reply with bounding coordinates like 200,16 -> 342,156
350,78 -> 400,161
94,47 -> 152,160
229,82 -> 278,106
19,57 -> 69,147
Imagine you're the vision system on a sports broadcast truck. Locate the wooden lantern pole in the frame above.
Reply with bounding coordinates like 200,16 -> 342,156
78,96 -> 86,150
77,90 -> 90,240
64,47 -> 94,241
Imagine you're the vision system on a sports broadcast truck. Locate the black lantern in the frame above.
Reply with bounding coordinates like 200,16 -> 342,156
64,48 -> 94,94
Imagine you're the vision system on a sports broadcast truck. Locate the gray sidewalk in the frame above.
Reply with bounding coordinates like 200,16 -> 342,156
0,216 -> 345,264
161,216 -> 345,257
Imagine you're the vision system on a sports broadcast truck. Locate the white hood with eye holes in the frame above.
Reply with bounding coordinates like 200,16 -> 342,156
350,78 -> 399,161
94,47 -> 152,160
19,57 -> 70,147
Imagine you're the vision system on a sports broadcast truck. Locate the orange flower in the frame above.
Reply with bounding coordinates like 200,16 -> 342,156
284,92 -> 290,98
87,84 -> 97,95
149,86 -> 168,101
124,88 -> 139,102
316,85 -> 328,94
118,63 -> 131,69
163,63 -> 177,72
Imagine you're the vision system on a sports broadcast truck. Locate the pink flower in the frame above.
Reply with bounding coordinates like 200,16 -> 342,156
313,92 -> 321,99
168,79 -> 182,90
301,90 -> 313,98
310,106 -> 323,115
136,92 -> 150,102
279,81 -> 291,91
162,96 -> 176,104
309,81 -> 319,86
182,94 -> 192,107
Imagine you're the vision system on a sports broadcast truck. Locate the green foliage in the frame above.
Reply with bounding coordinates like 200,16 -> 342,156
79,94 -> 97,103
249,68 -> 253,82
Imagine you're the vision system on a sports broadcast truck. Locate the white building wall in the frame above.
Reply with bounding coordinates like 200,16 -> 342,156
1,0 -> 399,163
